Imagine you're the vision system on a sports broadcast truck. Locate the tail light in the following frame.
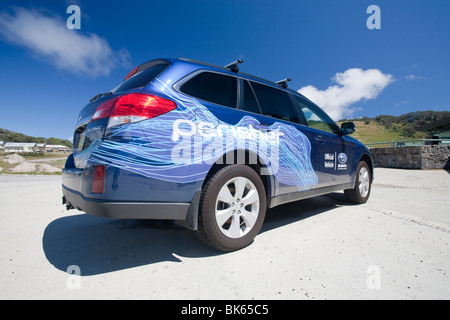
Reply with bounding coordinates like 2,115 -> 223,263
92,93 -> 177,128
92,165 -> 105,194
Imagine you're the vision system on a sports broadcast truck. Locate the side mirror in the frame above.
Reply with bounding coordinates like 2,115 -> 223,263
340,122 -> 356,135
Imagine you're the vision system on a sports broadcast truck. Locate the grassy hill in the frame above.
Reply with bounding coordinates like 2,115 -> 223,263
338,120 -> 426,145
0,128 -> 72,148
340,110 -> 449,145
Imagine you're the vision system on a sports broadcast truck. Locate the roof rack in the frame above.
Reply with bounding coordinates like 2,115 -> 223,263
275,78 -> 292,88
224,59 -> 244,73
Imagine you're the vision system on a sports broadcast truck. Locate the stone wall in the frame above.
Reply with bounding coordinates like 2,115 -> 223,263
370,145 -> 450,169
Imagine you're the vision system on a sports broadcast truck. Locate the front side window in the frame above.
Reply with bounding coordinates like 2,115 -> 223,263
292,95 -> 339,134
180,72 -> 238,108
250,82 -> 300,123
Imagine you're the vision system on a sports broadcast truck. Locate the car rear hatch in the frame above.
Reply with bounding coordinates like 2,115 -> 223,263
71,60 -> 173,168
73,97 -> 110,156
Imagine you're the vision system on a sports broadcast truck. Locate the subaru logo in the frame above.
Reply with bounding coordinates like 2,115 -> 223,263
338,153 -> 347,164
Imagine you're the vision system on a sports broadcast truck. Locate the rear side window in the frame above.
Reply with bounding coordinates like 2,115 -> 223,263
180,72 -> 237,108
250,82 -> 300,123
114,63 -> 170,93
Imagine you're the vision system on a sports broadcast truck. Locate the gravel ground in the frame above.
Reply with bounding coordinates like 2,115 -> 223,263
0,169 -> 449,300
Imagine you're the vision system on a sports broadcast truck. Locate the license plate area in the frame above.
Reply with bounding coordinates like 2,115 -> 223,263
77,132 -> 86,150
74,124 -> 87,151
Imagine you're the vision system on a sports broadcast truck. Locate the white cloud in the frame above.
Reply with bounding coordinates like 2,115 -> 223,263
298,68 -> 394,120
395,100 -> 410,107
0,7 -> 130,77
404,74 -> 426,81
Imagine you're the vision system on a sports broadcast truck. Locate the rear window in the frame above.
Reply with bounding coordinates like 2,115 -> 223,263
114,63 -> 170,93
180,72 -> 237,108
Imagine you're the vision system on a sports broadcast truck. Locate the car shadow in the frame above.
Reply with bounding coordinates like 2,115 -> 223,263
43,193 -> 348,276
42,215 -> 218,276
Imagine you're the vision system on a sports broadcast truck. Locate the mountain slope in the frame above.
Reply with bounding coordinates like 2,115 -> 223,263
340,110 -> 449,145
0,128 -> 72,148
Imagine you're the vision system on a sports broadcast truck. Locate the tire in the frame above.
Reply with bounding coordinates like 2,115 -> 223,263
344,161 -> 371,204
196,165 -> 267,251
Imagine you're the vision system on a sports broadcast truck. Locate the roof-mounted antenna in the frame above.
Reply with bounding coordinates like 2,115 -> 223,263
225,59 -> 244,73
276,78 -> 292,88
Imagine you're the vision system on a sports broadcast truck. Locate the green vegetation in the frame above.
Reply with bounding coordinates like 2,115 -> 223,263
0,128 -> 72,148
340,110 -> 450,145
338,120 -> 418,145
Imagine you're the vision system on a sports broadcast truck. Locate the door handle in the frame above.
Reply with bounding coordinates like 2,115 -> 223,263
315,135 -> 325,144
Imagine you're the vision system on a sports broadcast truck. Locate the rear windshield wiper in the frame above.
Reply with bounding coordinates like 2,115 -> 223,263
89,91 -> 113,102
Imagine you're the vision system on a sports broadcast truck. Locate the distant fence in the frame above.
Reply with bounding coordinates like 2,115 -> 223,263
366,139 -> 450,148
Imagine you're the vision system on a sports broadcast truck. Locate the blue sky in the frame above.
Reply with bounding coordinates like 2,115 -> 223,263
0,0 -> 449,140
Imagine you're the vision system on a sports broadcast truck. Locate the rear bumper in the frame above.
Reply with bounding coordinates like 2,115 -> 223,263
61,153 -> 202,230
62,184 -> 190,220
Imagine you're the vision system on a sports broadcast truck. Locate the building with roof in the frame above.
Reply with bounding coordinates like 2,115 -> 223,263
45,144 -> 72,153
37,143 -> 46,153
4,142 -> 38,153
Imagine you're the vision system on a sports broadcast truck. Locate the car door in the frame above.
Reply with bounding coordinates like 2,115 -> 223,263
290,95 -> 354,188
244,80 -> 322,195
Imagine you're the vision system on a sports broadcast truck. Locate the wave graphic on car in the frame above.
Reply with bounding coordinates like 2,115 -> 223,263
86,79 -> 318,190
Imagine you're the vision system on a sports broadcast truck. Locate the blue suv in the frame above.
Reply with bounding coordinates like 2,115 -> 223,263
62,58 -> 373,251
